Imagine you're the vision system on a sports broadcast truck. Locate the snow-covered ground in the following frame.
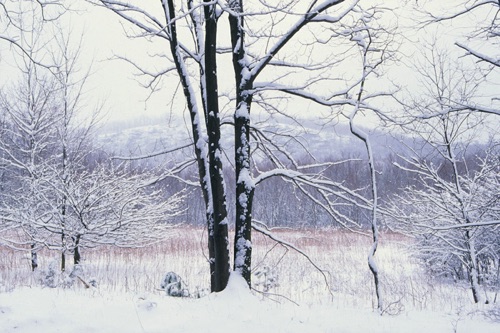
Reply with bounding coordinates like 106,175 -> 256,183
1,229 -> 499,333
1,273 -> 498,333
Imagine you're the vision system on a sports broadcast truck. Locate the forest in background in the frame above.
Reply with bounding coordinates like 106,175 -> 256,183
0,0 -> 498,310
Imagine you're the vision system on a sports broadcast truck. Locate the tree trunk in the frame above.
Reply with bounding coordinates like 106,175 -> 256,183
161,0 -> 225,291
73,235 -> 81,265
349,35 -> 383,310
229,0 -> 255,285
30,243 -> 38,271
233,95 -> 254,285
444,122 -> 485,304
61,252 -> 66,272
61,215 -> 66,272
204,0 -> 230,292
467,233 -> 483,303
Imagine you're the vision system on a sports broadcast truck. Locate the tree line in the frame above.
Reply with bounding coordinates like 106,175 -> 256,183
0,0 -> 498,307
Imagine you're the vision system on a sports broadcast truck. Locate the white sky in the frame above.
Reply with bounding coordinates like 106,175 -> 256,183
0,1 -> 498,129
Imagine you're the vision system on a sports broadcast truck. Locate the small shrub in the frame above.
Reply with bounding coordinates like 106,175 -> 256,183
40,261 -> 59,288
88,278 -> 98,288
192,286 -> 209,299
160,272 -> 189,297
253,266 -> 278,292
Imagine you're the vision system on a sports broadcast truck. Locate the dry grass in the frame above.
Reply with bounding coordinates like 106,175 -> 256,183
0,226 -> 478,311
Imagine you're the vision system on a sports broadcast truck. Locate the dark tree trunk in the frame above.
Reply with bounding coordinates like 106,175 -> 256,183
61,248 -> 66,272
30,243 -> 38,271
185,0 -> 217,290
60,175 -> 67,272
466,230 -> 483,304
204,0 -> 230,292
162,0 -> 229,292
229,0 -> 255,286
73,235 -> 81,265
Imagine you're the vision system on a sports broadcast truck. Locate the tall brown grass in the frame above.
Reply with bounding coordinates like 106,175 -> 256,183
0,226 -> 476,311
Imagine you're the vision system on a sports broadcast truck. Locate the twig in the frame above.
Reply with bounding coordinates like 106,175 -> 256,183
252,220 -> 334,299
251,287 -> 300,306
76,275 -> 91,289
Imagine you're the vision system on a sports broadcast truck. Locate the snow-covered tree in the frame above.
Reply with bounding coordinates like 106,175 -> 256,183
345,9 -> 395,311
386,45 -> 500,304
45,162 -> 184,265
387,143 -> 499,304
0,1 -> 66,67
0,57 -> 60,271
91,0 -> 393,292
423,0 -> 499,116
0,26 -> 184,272
48,29 -> 103,271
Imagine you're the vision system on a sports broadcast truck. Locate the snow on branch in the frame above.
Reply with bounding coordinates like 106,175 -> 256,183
250,0 -> 357,80
422,220 -> 500,230
112,142 -> 194,161
252,82 -> 355,107
425,0 -> 498,23
455,42 -> 500,67
254,168 -> 372,212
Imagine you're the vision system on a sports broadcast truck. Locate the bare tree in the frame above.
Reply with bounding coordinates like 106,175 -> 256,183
346,10 -> 389,312
44,162 -> 184,266
386,45 -> 500,304
89,0 -> 398,295
423,0 -> 499,116
0,0 -> 67,67
45,28 -> 103,271
0,56 -> 60,271
0,22 -> 186,275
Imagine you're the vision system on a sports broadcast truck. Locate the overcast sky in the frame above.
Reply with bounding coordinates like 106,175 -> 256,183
0,1 -> 498,130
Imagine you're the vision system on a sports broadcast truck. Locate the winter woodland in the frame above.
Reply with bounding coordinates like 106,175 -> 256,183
0,1 -> 499,332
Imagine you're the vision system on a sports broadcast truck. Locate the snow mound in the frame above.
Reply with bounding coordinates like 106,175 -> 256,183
0,285 -> 499,333
211,272 -> 254,301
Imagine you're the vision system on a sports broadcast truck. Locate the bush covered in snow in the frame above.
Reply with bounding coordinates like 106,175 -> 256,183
38,262 -> 97,289
160,272 -> 189,297
40,261 -> 59,288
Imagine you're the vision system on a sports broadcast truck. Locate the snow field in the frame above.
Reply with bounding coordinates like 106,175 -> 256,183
1,227 -> 499,332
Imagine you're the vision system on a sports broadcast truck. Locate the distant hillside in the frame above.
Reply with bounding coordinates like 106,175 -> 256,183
97,114 -> 408,163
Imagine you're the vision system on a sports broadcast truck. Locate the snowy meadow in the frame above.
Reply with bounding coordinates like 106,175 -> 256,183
0,0 -> 499,332
1,227 -> 499,332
